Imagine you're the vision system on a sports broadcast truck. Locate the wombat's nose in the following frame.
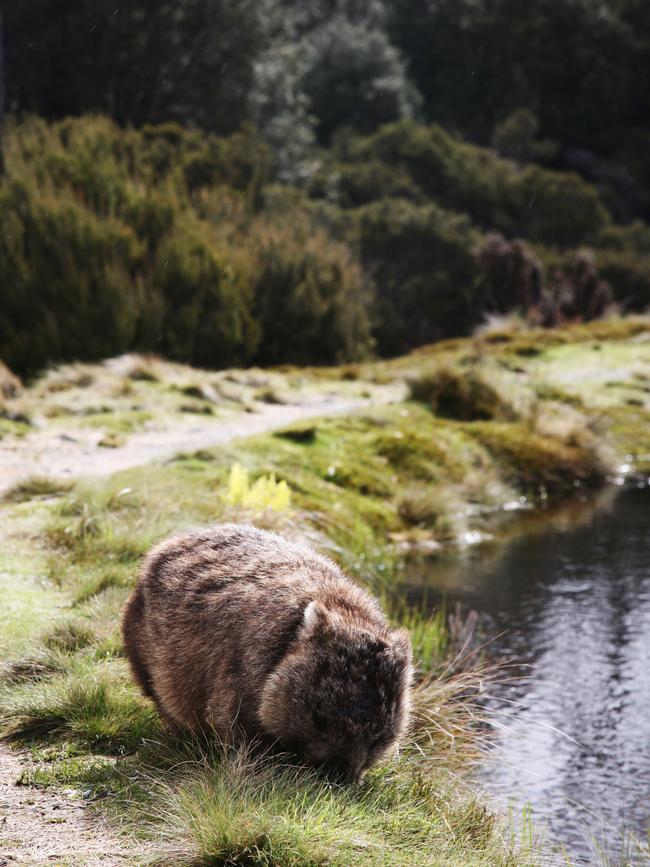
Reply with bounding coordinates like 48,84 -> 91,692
321,759 -> 355,784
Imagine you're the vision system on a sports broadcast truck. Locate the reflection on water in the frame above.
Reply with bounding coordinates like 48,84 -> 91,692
404,485 -> 650,865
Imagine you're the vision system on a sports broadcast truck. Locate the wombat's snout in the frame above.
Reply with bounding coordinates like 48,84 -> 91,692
321,755 -> 367,785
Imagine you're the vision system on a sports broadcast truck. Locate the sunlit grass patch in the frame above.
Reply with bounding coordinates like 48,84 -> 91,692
1,660 -> 161,752
42,619 -> 97,653
139,742 -> 531,867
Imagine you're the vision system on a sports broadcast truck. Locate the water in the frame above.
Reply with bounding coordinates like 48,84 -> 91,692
405,485 -> 650,865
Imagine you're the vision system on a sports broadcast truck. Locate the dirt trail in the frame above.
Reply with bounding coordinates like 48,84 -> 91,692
0,748 -> 150,866
0,388 -> 404,498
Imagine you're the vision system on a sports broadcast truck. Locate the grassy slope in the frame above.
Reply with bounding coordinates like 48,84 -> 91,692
2,317 -> 650,865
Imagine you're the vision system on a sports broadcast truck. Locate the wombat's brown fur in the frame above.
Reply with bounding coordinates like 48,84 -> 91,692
122,523 -> 412,781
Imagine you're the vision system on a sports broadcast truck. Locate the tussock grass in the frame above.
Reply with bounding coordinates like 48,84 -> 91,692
0,652 -> 67,686
1,660 -> 160,751
42,619 -> 97,653
135,741 -> 532,867
2,476 -> 73,503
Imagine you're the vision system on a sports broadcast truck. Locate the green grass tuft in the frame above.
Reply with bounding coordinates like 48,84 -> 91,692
42,619 -> 97,653
1,662 -> 161,752
2,476 -> 73,503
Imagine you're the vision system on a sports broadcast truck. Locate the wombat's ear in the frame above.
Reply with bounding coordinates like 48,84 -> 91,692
390,627 -> 413,665
300,600 -> 326,639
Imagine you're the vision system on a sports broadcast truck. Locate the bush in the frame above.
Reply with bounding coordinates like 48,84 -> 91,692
514,166 -> 611,248
315,121 -> 612,248
248,218 -> 373,365
539,249 -> 614,325
0,179 -> 142,374
596,251 -> 650,312
355,199 -> 480,356
152,217 -> 261,368
473,233 -> 544,314
0,116 -> 368,374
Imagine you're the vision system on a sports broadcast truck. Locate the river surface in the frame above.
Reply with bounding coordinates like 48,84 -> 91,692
405,485 -> 650,865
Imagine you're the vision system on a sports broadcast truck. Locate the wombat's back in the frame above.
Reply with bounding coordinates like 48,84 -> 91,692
122,524 -> 386,736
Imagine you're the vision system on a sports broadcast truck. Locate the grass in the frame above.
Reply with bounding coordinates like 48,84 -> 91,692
2,475 -> 74,503
2,318 -> 650,864
0,462 -> 530,863
140,742 -> 531,867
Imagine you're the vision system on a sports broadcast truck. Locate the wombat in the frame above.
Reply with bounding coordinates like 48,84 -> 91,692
122,523 -> 412,782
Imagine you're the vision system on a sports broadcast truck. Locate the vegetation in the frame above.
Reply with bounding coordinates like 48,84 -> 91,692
5,1 -> 650,206
3,114 -> 649,377
0,3 -> 648,375
2,320 -> 650,862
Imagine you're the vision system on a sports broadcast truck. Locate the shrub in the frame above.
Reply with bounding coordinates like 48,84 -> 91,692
248,218 -> 373,365
0,117 -> 367,374
492,108 -> 540,162
329,121 -> 512,231
595,224 -> 650,310
0,180 -> 142,374
473,233 -> 544,314
355,199 -> 480,356
409,366 -> 523,422
514,166 -> 611,248
152,217 -> 261,368
316,121 -> 612,248
539,249 -> 615,325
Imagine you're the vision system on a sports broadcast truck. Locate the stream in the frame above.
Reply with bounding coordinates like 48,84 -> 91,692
405,484 -> 650,865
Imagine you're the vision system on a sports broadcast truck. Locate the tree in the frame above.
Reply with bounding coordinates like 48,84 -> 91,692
302,16 -> 419,142
4,0 -> 270,134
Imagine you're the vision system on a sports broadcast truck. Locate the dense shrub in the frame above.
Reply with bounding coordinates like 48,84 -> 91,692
0,114 -> 644,376
473,233 -> 543,314
596,252 -> 650,312
513,166 -> 611,248
152,218 -> 261,369
595,222 -> 650,310
0,117 -> 370,375
539,250 -> 615,326
248,219 -> 373,365
314,121 -> 612,248
355,198 -> 481,356
0,179 -> 142,374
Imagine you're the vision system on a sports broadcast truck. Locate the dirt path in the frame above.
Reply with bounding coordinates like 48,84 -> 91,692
0,388 -> 404,498
0,748 -> 150,866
